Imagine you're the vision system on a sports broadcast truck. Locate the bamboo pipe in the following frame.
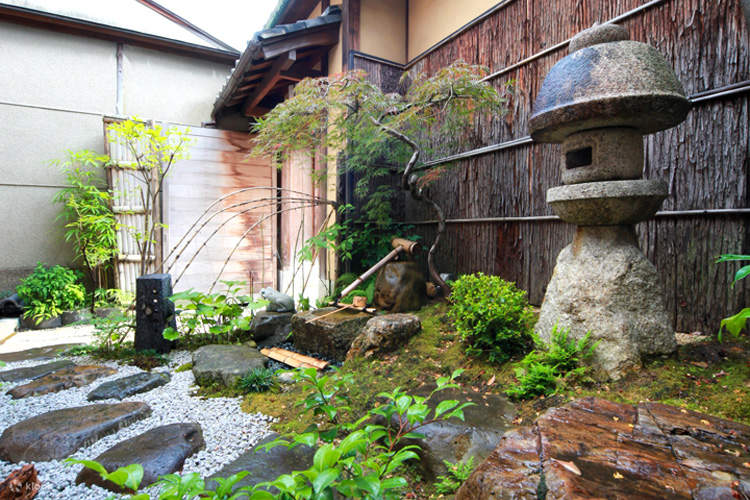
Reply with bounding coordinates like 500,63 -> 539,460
338,238 -> 420,299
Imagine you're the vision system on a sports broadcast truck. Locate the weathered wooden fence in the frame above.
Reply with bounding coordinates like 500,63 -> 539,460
351,0 -> 749,332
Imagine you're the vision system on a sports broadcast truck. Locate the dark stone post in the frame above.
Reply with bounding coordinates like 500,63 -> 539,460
135,274 -> 176,353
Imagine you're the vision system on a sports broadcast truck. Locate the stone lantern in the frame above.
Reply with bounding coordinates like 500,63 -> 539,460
529,23 -> 690,379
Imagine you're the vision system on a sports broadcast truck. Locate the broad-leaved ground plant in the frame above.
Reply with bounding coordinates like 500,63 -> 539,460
716,253 -> 750,340
163,281 -> 268,345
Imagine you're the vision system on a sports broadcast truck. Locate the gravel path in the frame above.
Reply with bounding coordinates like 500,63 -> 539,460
0,351 -> 273,499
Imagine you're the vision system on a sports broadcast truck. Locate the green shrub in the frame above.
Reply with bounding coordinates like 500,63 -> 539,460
91,310 -> 134,352
448,273 -> 534,364
506,324 -> 597,400
16,262 -> 86,321
434,456 -> 475,495
237,367 -> 277,393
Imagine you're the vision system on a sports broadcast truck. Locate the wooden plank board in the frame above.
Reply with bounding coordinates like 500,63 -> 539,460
260,347 -> 329,370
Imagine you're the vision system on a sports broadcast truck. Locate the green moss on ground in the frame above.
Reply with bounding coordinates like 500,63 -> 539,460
244,301 -> 750,433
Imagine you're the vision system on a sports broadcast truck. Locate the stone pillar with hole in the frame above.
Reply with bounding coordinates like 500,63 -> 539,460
135,274 -> 176,354
529,23 -> 691,379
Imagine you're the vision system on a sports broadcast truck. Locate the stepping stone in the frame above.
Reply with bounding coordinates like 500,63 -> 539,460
0,344 -> 81,363
392,385 -> 516,481
75,423 -> 204,492
206,432 -> 314,493
7,365 -> 117,399
192,344 -> 266,388
88,372 -> 171,401
0,402 -> 151,462
0,360 -> 74,383
457,397 -> 750,500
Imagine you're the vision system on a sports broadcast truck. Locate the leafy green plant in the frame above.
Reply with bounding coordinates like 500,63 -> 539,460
163,281 -> 267,344
94,288 -> 135,309
107,118 -> 192,276
506,325 -> 597,400
257,368 -> 473,499
53,150 -> 117,302
448,273 -> 534,364
251,63 -> 510,289
237,367 -> 277,393
65,458 -> 144,495
16,262 -> 86,321
91,310 -> 135,352
70,369 -> 474,500
716,254 -> 750,340
287,367 -> 354,426
433,456 -> 475,496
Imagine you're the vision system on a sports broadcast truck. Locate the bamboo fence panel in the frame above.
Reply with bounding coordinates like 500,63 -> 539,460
351,0 -> 749,332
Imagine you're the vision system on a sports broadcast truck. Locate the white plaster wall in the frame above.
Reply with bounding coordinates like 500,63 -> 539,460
121,45 -> 230,125
0,20 -> 233,290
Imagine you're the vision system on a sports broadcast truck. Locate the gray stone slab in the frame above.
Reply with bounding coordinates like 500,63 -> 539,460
0,360 -> 74,382
88,372 -> 171,401
75,423 -> 204,492
0,402 -> 152,462
192,344 -> 267,388
206,433 -> 314,493
8,365 -> 117,399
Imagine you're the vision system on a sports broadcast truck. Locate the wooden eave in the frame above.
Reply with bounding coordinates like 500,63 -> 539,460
0,3 -> 240,64
212,6 -> 341,119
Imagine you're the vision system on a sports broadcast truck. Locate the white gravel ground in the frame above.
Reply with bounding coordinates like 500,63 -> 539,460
0,351 -> 273,499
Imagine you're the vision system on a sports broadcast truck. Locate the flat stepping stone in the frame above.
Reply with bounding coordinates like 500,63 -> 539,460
7,365 -> 116,399
88,372 -> 171,401
75,423 -> 204,492
0,402 -> 151,462
206,432 -> 314,493
0,360 -> 74,383
457,397 -> 750,500
192,344 -> 266,388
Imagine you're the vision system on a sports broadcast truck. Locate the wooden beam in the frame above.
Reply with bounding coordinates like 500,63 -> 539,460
242,50 -> 296,116
279,68 -> 324,82
341,0 -> 360,71
261,28 -> 339,60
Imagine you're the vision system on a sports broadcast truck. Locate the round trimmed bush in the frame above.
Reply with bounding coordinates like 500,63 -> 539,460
448,272 -> 533,364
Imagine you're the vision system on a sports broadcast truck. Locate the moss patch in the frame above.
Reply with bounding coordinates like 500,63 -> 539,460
175,362 -> 193,373
243,301 -> 750,433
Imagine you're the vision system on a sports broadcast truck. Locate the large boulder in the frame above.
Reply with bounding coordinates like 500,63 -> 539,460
0,402 -> 151,462
191,344 -> 267,388
457,397 -> 750,499
291,308 -> 371,362
75,423 -> 204,492
7,365 -> 116,399
535,226 -> 676,379
206,432 -> 314,493
395,386 -> 516,482
346,314 -> 421,359
373,261 -> 426,312
251,311 -> 293,346
88,372 -> 170,401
